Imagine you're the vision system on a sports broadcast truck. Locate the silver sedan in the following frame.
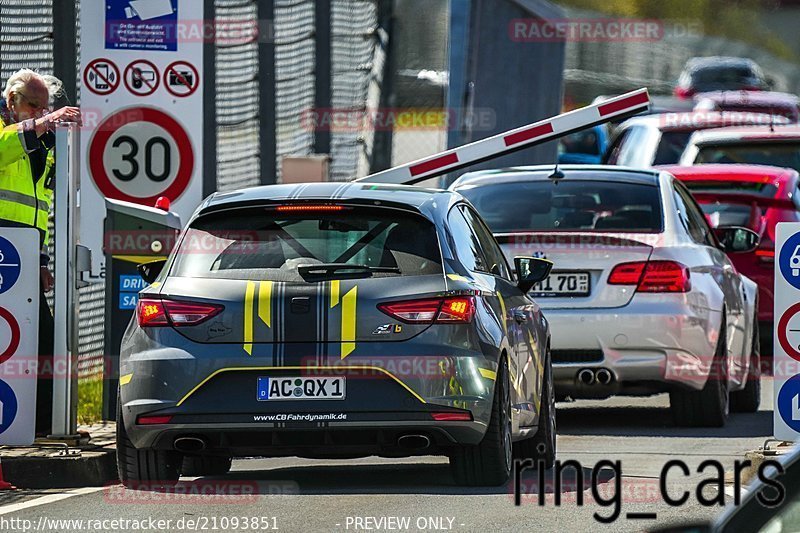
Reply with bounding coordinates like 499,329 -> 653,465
451,164 -> 760,427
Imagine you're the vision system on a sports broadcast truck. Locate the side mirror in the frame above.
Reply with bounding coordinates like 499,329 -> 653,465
714,226 -> 759,253
137,258 -> 167,285
515,257 -> 553,293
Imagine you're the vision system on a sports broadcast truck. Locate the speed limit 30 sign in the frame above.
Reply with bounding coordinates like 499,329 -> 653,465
88,106 -> 194,204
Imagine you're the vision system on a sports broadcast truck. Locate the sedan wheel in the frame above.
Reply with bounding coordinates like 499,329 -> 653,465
670,320 -> 729,427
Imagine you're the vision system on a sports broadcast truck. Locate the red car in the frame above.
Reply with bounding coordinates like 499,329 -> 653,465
659,164 -> 800,343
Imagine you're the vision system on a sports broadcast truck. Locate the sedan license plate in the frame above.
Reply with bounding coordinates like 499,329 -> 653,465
530,271 -> 590,297
257,376 -> 346,401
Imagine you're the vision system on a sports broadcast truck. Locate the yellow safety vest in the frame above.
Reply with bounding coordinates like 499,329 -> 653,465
0,116 -> 54,247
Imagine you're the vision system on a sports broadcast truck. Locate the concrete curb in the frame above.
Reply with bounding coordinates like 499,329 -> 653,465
2,448 -> 118,489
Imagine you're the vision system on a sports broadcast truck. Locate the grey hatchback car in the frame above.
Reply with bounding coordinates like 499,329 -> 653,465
117,182 -> 555,487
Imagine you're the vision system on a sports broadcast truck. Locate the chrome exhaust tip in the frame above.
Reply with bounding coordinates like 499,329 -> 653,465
596,368 -> 614,385
577,368 -> 596,385
174,436 -> 206,453
397,434 -> 431,450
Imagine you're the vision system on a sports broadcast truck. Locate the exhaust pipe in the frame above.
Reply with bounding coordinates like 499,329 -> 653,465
596,368 -> 614,385
577,369 -> 596,385
397,434 -> 431,450
174,436 -> 206,453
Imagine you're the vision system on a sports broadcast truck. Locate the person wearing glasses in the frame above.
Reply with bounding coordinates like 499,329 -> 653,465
0,68 -> 81,436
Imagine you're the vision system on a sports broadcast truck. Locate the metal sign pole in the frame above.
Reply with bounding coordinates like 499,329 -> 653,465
52,123 -> 81,438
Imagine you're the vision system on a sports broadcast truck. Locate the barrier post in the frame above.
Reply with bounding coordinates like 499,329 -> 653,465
51,123 -> 86,438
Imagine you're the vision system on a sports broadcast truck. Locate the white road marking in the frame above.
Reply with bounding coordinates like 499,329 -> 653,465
0,486 -> 106,515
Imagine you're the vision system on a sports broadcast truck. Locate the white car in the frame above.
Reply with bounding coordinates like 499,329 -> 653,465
451,165 -> 761,427
679,124 -> 800,172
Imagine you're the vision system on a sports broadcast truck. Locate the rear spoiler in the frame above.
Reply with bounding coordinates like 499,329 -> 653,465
356,89 -> 650,185
692,192 -> 795,210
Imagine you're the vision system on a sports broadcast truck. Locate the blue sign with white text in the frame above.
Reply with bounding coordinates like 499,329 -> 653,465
0,236 -> 22,295
119,274 -> 147,309
106,0 -> 179,52
119,293 -> 140,310
120,275 -> 148,292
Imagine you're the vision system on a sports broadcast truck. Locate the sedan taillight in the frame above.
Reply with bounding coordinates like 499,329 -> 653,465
608,261 -> 691,293
137,298 -> 224,327
378,296 -> 475,324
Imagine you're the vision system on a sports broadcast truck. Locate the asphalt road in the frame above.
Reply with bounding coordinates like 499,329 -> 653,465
0,382 -> 775,533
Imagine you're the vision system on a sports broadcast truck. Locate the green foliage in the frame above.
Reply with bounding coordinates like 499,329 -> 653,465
78,377 -> 103,425
555,0 -> 794,60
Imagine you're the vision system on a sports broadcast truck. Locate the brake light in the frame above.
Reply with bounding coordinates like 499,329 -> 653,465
756,236 -> 775,264
756,248 -> 775,262
608,261 -> 691,293
136,415 -> 173,425
138,299 -> 168,326
137,298 -> 224,327
378,297 -> 475,324
607,262 -> 645,285
275,205 -> 345,212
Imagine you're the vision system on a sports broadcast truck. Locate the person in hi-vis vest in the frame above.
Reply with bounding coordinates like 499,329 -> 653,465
0,69 -> 80,435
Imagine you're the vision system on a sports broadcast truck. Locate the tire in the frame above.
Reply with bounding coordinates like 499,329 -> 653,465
669,320 -> 729,427
513,350 -> 556,469
181,455 -> 233,477
116,391 -> 182,489
450,357 -> 513,486
731,319 -> 761,413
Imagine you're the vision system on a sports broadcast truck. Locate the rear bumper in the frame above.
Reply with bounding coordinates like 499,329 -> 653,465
543,298 -> 720,396
119,330 -> 499,452
133,420 -> 486,457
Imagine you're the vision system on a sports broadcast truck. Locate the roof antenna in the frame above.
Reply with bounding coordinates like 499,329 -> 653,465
548,162 -> 565,185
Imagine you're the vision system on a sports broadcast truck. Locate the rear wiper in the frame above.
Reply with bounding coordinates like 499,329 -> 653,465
298,263 -> 400,278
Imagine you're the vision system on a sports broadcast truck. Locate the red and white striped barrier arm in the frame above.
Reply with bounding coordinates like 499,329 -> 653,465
356,88 -> 650,185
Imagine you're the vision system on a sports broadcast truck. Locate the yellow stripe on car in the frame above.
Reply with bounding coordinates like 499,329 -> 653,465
330,279 -> 340,308
258,281 -> 273,328
243,281 -> 256,355
119,373 -> 133,386
341,286 -> 358,359
176,365 -> 427,406
478,368 -> 496,381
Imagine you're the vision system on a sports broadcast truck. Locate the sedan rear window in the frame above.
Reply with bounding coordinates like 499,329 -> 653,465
694,142 -> 800,172
457,180 -> 663,233
170,206 -> 443,281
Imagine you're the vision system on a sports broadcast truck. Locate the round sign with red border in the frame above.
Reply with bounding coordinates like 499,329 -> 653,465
778,302 -> 800,362
88,107 -> 194,205
124,60 -> 160,97
164,61 -> 200,98
83,58 -> 121,96
0,308 -> 20,365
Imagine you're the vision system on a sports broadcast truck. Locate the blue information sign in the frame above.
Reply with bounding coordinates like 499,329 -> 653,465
106,0 -> 179,52
0,236 -> 22,295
